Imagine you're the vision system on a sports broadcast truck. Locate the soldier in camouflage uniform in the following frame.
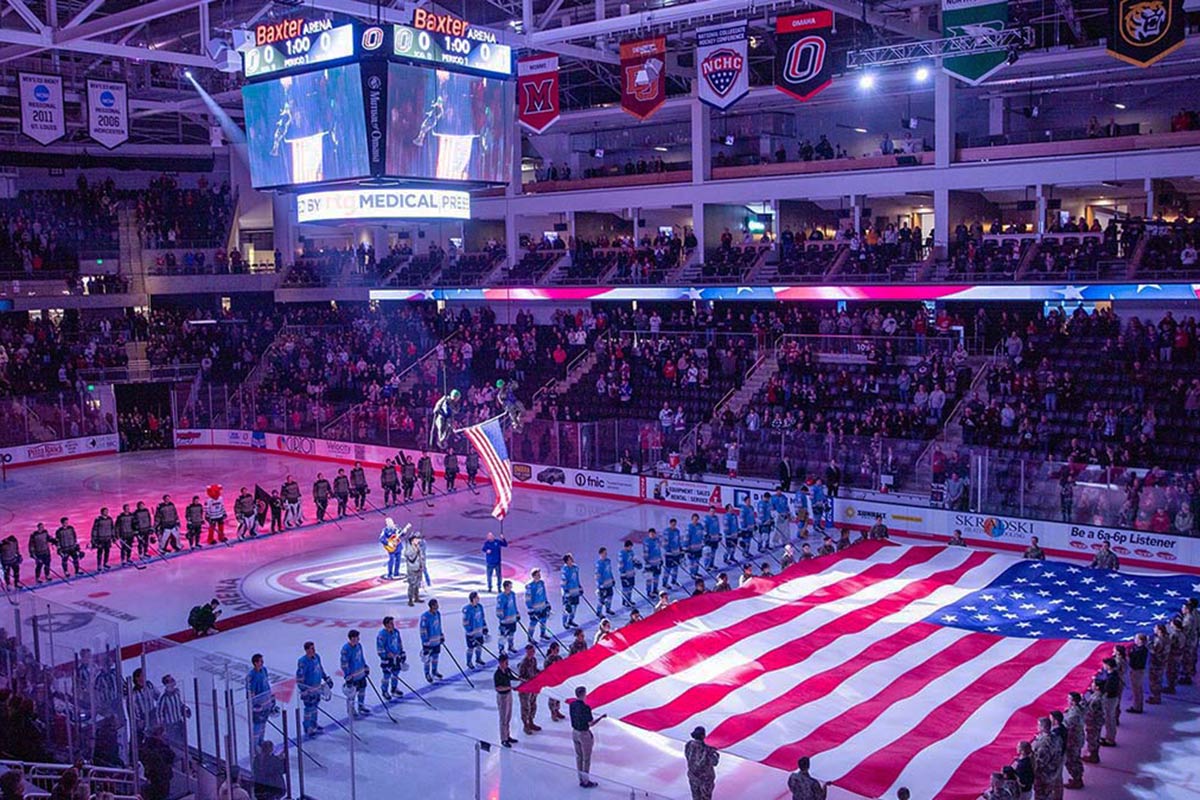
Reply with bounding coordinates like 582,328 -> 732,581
1082,678 -> 1105,764
1048,710 -> 1068,800
1166,617 -> 1185,694
1062,691 -> 1086,789
982,771 -> 1017,800
1148,623 -> 1169,704
1032,716 -> 1060,800
1179,600 -> 1197,686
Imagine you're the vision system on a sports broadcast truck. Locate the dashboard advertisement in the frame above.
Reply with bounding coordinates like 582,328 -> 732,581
385,62 -> 513,184
242,64 -> 370,188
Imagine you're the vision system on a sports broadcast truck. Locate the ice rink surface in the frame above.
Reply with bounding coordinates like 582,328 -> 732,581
2,449 -> 1198,800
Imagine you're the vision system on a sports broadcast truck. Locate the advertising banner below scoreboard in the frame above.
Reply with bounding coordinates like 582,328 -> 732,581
296,187 -> 471,223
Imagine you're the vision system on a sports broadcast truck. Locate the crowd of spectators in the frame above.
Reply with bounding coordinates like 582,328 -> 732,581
0,313 -> 128,397
1169,108 -> 1200,132
135,173 -> 232,250
1140,214 -> 1200,276
956,305 -> 1200,534
0,181 -> 120,276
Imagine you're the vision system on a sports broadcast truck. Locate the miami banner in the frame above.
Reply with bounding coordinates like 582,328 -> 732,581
1107,0 -> 1184,66
774,11 -> 835,101
696,21 -> 749,110
941,0 -> 1009,85
517,54 -> 560,134
620,37 -> 667,120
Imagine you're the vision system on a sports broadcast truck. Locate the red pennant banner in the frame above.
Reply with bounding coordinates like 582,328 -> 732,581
517,54 -> 560,134
620,37 -> 666,121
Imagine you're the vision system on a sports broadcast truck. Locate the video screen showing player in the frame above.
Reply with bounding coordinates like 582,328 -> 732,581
242,64 -> 370,188
386,63 -> 513,184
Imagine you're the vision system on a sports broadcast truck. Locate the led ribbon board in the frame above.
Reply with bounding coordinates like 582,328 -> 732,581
296,187 -> 471,222
393,10 -> 512,78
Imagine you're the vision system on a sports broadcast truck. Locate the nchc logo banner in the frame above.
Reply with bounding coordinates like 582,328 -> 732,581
296,188 -> 471,222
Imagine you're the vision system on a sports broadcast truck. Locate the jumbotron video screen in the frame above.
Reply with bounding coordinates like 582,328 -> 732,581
242,64 -> 371,188
385,62 -> 513,184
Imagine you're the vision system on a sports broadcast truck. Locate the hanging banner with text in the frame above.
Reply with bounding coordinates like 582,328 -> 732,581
696,21 -> 749,110
86,79 -> 129,150
1107,0 -> 1185,67
19,72 -> 65,146
941,0 -> 1010,84
774,11 -> 836,102
517,54 -> 561,134
620,37 -> 667,120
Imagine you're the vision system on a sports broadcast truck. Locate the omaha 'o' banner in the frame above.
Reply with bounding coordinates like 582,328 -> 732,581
774,11 -> 836,102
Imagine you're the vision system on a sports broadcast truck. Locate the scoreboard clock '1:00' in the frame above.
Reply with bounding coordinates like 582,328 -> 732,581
392,24 -> 512,77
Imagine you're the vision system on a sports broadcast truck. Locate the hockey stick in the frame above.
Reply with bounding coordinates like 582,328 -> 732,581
1,579 -> 17,607
578,592 -> 600,620
515,618 -> 548,660
440,642 -> 475,689
393,670 -> 437,710
73,560 -> 101,582
48,565 -> 71,584
266,716 -> 324,768
316,704 -> 364,742
365,499 -> 388,519
366,676 -> 398,724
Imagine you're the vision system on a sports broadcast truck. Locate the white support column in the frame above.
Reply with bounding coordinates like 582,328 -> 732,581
690,92 -> 711,184
692,200 -> 705,265
507,131 -> 523,198
850,194 -> 863,235
1036,184 -> 1048,235
935,71 -> 955,169
933,188 -> 950,255
988,96 -> 1005,138
1144,177 -> 1155,218
271,194 -> 298,265
630,207 -> 640,242
505,209 -> 519,269
566,210 -> 576,246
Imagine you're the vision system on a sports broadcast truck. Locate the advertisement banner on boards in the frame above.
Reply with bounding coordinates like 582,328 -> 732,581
696,21 -> 749,110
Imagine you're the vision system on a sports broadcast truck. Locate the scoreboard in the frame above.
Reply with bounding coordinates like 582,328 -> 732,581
243,18 -> 356,79
242,13 -> 512,81
393,9 -> 512,78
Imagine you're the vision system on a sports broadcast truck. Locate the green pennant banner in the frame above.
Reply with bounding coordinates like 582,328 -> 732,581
941,0 -> 1009,85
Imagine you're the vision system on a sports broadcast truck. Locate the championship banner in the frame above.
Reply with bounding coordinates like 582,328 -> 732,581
774,11 -> 835,102
517,54 -> 560,134
696,21 -> 749,110
19,73 -> 65,146
941,0 -> 1010,84
620,37 -> 667,120
86,79 -> 129,150
1107,0 -> 1184,66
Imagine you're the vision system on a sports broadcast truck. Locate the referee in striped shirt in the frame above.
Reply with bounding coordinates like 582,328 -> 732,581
131,668 -> 161,740
157,674 -> 191,748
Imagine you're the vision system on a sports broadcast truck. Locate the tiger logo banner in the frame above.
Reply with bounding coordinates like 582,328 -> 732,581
1107,0 -> 1184,67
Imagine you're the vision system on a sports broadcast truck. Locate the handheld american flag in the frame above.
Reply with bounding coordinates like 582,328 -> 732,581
522,542 -> 1196,800
463,417 -> 513,519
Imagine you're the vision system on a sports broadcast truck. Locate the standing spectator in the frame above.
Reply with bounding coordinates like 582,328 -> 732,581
494,653 -> 518,747
685,726 -> 720,800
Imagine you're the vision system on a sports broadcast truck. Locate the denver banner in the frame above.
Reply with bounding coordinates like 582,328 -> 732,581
941,0 -> 1009,85
19,72 -> 65,146
1107,0 -> 1184,67
774,11 -> 835,102
620,37 -> 666,120
696,21 -> 749,110
517,54 -> 560,134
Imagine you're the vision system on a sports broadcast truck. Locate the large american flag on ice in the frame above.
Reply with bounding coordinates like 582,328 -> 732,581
522,541 -> 1200,800
463,417 -> 513,519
